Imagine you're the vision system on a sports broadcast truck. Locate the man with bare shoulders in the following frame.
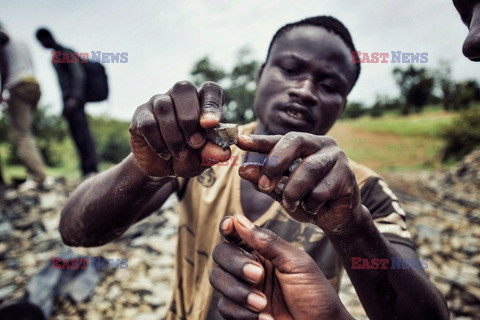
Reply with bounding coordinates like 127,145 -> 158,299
60,16 -> 449,319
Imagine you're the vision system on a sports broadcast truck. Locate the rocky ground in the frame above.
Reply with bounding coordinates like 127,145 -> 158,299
0,149 -> 479,320
340,149 -> 480,320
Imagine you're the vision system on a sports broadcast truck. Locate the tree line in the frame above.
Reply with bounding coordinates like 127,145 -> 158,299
345,62 -> 480,119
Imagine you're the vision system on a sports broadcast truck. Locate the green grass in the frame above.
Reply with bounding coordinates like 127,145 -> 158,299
0,138 -> 81,183
1,141 -> 119,184
331,106 -> 460,173
343,109 -> 454,138
0,113 -> 131,184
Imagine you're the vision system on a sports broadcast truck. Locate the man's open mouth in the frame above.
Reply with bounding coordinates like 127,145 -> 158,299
279,102 -> 312,122
285,110 -> 305,120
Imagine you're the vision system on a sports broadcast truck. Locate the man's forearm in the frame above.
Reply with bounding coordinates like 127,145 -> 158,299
60,153 -> 175,247
328,208 -> 449,320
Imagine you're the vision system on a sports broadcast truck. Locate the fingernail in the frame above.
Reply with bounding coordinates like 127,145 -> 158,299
238,165 -> 257,178
258,175 -> 271,191
189,133 -> 204,146
239,134 -> 252,142
236,214 -> 254,229
247,292 -> 267,312
201,113 -> 219,121
243,264 -> 263,283
241,162 -> 262,169
221,217 -> 233,233
259,313 -> 274,320
282,199 -> 298,211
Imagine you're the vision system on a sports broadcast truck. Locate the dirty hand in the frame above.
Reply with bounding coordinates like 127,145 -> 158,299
129,81 -> 231,178
237,133 -> 369,235
210,215 -> 353,320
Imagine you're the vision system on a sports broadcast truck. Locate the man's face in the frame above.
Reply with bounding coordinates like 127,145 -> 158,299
453,0 -> 480,61
253,25 -> 356,136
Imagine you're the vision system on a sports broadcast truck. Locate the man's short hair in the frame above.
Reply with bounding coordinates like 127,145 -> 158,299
35,27 -> 54,41
264,16 -> 361,89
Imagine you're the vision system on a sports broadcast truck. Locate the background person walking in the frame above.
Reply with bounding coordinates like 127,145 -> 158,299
35,28 -> 98,177
0,23 -> 53,191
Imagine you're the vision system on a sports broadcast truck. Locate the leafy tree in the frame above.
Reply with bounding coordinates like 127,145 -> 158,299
441,107 -> 480,161
0,113 -> 7,142
452,80 -> 480,110
32,107 -> 68,166
342,101 -> 366,119
190,46 -> 260,124
369,95 -> 402,117
434,61 -> 456,111
99,132 -> 131,163
370,101 -> 384,118
88,115 -> 131,164
191,57 -> 226,86
378,96 -> 402,112
393,65 -> 435,115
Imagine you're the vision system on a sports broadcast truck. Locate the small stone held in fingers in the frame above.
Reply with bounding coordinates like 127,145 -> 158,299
205,123 -> 238,148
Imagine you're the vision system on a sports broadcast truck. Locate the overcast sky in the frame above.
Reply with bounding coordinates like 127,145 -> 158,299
1,0 -> 479,121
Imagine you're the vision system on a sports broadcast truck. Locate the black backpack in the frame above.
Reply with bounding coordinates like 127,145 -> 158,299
82,60 -> 109,102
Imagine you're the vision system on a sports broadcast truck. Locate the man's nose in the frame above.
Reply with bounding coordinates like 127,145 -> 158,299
288,78 -> 318,106
463,3 -> 480,61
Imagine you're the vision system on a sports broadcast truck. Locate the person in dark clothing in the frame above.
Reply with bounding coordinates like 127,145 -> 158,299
35,28 -> 98,177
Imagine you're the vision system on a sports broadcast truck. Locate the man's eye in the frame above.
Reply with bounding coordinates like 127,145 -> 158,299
320,84 -> 337,93
281,66 -> 297,76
